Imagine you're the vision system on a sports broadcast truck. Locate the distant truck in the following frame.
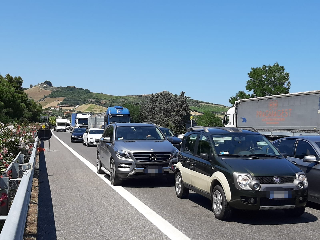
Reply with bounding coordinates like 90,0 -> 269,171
88,114 -> 104,129
55,118 -> 68,132
71,113 -> 91,129
224,90 -> 320,140
104,106 -> 130,127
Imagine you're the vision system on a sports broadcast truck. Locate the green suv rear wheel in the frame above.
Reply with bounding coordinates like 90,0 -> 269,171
175,172 -> 189,198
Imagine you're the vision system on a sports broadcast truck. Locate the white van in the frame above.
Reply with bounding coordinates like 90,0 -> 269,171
55,118 -> 68,132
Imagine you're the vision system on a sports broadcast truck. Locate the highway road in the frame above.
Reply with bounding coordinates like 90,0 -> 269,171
37,131 -> 320,240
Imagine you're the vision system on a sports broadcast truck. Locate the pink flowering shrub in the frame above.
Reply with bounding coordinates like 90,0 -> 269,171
0,123 -> 39,174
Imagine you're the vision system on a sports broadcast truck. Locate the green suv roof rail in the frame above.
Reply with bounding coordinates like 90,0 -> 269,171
188,126 -> 210,132
188,126 -> 258,133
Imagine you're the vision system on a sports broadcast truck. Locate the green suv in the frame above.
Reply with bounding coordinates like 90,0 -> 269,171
174,127 -> 308,220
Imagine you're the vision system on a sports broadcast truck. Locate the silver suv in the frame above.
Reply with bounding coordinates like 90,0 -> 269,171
97,123 -> 179,185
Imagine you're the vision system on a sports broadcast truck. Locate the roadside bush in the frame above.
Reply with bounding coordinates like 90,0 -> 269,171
0,123 -> 39,174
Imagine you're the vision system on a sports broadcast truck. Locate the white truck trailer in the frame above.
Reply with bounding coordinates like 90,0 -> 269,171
88,114 -> 104,129
224,90 -> 320,140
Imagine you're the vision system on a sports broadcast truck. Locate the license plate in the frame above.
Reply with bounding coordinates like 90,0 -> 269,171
268,191 -> 291,199
145,167 -> 163,174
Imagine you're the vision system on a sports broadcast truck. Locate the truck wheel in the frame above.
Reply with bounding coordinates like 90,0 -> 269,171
175,172 -> 189,198
110,159 -> 121,186
284,207 -> 305,217
96,153 -> 104,174
212,185 -> 232,220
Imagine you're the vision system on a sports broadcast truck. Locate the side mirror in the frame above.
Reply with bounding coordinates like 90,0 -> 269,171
200,153 -> 209,160
303,155 -> 318,162
223,115 -> 228,125
167,136 -> 182,145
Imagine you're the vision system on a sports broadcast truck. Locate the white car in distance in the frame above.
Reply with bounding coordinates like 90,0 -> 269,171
83,128 -> 104,147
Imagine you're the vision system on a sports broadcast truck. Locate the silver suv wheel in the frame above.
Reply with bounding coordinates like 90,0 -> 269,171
110,159 -> 121,186
96,153 -> 103,174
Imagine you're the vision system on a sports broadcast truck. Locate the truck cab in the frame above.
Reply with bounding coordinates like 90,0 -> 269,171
224,106 -> 236,127
104,106 -> 130,128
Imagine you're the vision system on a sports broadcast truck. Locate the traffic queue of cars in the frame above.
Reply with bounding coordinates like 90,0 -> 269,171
67,124 -> 320,221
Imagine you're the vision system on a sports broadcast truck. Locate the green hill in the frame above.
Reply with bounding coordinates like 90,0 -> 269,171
26,83 -> 229,114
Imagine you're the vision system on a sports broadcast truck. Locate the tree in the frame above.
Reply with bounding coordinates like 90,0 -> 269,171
229,62 -> 291,105
0,74 -> 43,123
247,62 -> 290,97
140,91 -> 190,134
44,80 -> 53,87
195,111 -> 223,127
123,103 -> 141,123
229,91 -> 253,105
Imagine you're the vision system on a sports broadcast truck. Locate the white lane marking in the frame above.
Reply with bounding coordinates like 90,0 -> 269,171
53,133 -> 190,240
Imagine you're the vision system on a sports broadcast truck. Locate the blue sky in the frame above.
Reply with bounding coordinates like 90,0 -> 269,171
1,0 -> 319,107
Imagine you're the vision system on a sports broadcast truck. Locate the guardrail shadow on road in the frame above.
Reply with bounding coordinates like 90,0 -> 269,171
37,141 -> 57,240
187,193 -> 318,225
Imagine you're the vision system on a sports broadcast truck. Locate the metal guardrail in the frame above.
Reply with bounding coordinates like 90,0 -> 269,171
0,137 -> 39,240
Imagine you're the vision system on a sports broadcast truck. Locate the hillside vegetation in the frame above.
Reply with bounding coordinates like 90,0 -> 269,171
25,83 -> 229,114
75,104 -> 107,113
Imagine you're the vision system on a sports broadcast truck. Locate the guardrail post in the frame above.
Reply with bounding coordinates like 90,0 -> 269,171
18,154 -> 24,164
12,162 -> 19,179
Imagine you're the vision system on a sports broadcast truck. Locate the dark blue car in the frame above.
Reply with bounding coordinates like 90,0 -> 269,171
159,127 -> 182,150
273,135 -> 320,204
71,128 -> 86,143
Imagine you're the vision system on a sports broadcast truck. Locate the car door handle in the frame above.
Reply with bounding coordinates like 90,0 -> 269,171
292,161 -> 297,165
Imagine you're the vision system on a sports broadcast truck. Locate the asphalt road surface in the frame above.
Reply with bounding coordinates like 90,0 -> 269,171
37,131 -> 320,240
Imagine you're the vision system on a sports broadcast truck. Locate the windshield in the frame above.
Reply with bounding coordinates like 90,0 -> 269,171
160,128 -> 174,137
73,128 -> 86,133
89,129 -> 104,134
116,126 -> 165,141
211,133 -> 280,157
109,115 -> 130,123
78,118 -> 88,125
